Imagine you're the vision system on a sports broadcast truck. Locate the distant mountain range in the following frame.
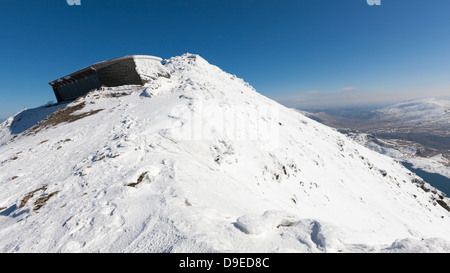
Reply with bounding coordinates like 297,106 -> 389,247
300,97 -> 450,178
302,98 -> 449,130
372,98 -> 450,133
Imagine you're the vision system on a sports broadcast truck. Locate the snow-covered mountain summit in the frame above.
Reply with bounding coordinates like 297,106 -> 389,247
1,53 -> 450,252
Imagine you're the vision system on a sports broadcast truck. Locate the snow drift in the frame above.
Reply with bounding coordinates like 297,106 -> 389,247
1,53 -> 450,253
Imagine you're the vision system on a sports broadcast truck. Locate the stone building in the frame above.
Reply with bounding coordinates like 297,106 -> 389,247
49,55 -> 169,102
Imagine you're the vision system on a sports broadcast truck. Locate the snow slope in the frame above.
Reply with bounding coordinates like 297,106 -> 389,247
1,53 -> 450,253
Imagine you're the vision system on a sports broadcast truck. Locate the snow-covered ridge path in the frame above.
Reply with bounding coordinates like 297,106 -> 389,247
1,53 -> 450,253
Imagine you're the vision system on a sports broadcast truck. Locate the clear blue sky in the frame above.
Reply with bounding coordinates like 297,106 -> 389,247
1,0 -> 450,119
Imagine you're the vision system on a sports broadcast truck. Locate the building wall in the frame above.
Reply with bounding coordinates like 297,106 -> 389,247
53,73 -> 102,102
97,58 -> 143,87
